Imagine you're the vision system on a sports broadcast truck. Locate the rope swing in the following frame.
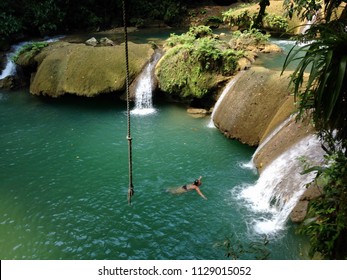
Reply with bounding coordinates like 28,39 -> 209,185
122,0 -> 134,205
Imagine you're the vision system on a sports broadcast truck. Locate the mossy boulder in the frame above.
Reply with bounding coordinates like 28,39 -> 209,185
16,41 -> 154,97
155,26 -> 244,103
212,66 -> 295,146
228,29 -> 283,53
155,44 -> 233,102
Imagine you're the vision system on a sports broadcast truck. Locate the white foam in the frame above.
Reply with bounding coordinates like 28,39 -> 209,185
239,134 -> 324,235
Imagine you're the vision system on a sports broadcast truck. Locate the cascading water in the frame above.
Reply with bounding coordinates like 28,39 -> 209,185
0,36 -> 64,80
0,42 -> 27,80
208,71 -> 245,128
131,52 -> 161,115
235,134 -> 324,235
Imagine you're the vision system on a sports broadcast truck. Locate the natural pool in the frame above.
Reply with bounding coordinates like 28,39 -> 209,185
0,90 -> 308,259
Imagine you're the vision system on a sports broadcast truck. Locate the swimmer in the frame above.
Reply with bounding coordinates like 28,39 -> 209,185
168,176 -> 207,200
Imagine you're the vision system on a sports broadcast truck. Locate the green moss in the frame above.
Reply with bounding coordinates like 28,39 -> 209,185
231,28 -> 271,45
263,14 -> 289,33
12,42 -> 48,63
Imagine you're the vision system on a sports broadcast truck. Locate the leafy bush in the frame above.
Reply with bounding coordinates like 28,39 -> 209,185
25,0 -> 65,36
231,28 -> 271,45
263,14 -> 289,32
187,25 -> 215,39
158,26 -> 244,100
192,37 -> 243,75
298,148 -> 347,259
165,26 -> 214,48
204,16 -> 224,28
222,9 -> 257,29
0,12 -> 22,40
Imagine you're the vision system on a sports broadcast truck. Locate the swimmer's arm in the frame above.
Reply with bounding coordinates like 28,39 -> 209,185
195,188 -> 207,200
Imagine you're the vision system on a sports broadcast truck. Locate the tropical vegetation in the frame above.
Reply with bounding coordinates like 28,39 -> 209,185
2,0 -> 347,259
156,25 -> 244,101
0,0 -> 217,44
282,0 -> 347,259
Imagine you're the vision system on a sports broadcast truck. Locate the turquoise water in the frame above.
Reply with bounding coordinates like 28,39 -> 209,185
0,90 -> 308,259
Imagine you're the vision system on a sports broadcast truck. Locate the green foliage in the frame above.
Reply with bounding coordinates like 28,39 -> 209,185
0,12 -> 22,40
166,25 -> 214,48
281,0 -> 347,259
283,0 -> 323,21
129,0 -> 186,25
187,25 -> 215,38
298,149 -> 347,259
204,16 -> 224,28
77,6 -> 102,29
284,0 -> 347,22
0,2 -> 22,40
192,37 -> 242,75
263,14 -> 289,33
11,42 -> 48,62
223,9 -> 257,29
158,26 -> 244,100
0,0 -> 190,41
231,28 -> 271,45
223,7 -> 289,33
282,23 -> 347,146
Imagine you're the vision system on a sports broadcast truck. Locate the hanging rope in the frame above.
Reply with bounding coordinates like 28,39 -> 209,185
122,0 -> 134,205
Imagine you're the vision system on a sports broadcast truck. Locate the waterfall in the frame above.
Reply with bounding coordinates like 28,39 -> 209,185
236,134 -> 324,235
131,52 -> 161,116
0,36 -> 64,80
0,42 -> 27,79
208,71 -> 245,128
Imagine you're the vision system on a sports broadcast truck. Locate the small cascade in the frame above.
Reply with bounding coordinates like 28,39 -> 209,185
0,42 -> 27,79
131,52 -> 161,116
237,134 -> 324,235
208,71 -> 245,128
0,36 -> 64,80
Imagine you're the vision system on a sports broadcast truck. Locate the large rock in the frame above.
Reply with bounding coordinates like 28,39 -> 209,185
253,116 -> 315,171
290,200 -> 309,223
290,184 -> 324,223
155,45 -> 230,102
212,66 -> 294,146
19,41 -> 154,97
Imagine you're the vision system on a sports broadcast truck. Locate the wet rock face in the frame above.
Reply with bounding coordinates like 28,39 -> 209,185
290,200 -> 309,223
290,184 -> 324,223
212,66 -> 293,146
253,116 -> 315,171
16,41 -> 154,98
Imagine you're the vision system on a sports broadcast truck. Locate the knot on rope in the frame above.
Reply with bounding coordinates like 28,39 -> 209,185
128,183 -> 135,205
